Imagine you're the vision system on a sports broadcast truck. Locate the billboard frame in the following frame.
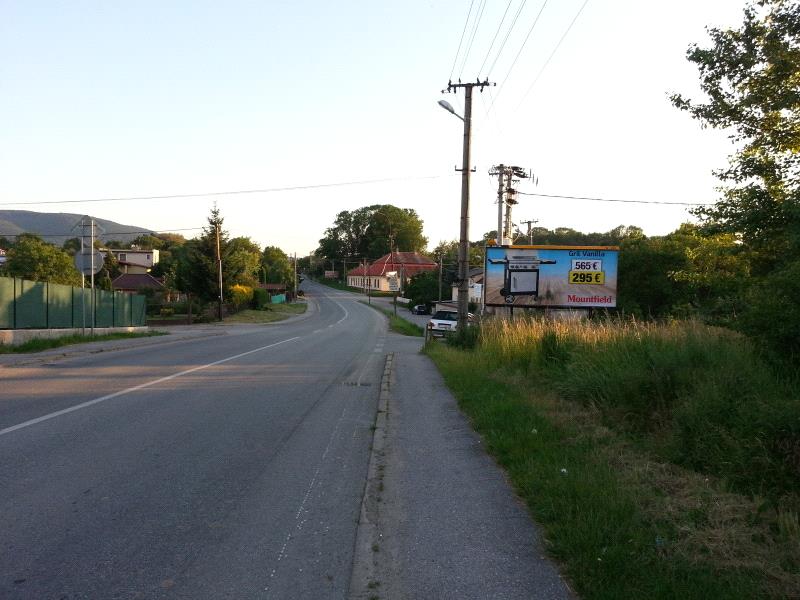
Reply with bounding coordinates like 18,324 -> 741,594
483,244 -> 619,310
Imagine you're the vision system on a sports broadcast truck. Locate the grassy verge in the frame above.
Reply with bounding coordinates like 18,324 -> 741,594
361,302 -> 423,336
426,318 -> 799,599
222,303 -> 307,324
314,278 -> 397,297
313,278 -> 357,292
0,331 -> 165,354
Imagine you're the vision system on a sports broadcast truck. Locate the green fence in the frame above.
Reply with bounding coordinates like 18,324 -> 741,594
0,277 -> 147,329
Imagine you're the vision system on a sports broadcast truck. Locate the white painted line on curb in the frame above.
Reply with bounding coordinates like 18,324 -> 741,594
0,336 -> 301,437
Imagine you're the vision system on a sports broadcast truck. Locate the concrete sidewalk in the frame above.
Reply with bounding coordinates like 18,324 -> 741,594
351,333 -> 575,599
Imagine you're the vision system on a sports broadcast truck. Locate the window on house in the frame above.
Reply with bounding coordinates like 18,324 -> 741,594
146,254 -> 151,261
118,253 -> 127,262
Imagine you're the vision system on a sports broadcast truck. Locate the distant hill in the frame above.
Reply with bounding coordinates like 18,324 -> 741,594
0,210 -> 153,246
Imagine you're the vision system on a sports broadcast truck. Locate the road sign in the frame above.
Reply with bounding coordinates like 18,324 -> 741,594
74,251 -> 105,275
388,276 -> 399,292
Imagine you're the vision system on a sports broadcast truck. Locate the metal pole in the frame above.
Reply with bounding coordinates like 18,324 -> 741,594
457,85 -> 473,331
90,218 -> 95,335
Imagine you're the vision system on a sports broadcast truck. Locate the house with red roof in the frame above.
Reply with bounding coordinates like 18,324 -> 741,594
346,252 -> 436,293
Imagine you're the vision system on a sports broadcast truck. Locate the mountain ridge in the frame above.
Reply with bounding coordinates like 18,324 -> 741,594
0,210 -> 153,246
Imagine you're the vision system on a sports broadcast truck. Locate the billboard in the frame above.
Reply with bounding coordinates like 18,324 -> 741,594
484,245 -> 618,308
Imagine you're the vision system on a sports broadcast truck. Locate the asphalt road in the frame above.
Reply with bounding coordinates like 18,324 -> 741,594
1,283 -> 387,599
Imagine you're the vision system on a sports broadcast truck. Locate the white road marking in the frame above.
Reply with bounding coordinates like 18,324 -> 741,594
265,384 -> 353,592
0,336 -> 301,437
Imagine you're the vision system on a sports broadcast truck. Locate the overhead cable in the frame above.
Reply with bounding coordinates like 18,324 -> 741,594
458,0 -> 488,80
478,0 -> 515,77
0,174 -> 452,208
449,0 -> 477,81
485,0 -> 528,78
492,0 -> 549,108
517,0 -> 590,109
0,227 -> 205,238
517,191 -> 713,206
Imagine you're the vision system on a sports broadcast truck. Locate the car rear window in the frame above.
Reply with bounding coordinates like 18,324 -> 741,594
432,311 -> 457,321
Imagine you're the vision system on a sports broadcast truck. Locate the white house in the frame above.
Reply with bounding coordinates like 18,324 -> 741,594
451,267 -> 484,307
109,248 -> 159,274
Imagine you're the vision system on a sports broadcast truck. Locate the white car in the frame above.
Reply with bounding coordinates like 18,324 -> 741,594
427,310 -> 473,337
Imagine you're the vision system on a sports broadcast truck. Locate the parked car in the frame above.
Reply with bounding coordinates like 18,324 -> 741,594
411,304 -> 431,315
427,309 -> 474,336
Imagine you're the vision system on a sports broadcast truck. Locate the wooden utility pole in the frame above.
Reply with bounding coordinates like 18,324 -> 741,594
520,219 -> 537,243
438,254 -> 443,301
444,78 -> 494,331
215,222 -> 223,321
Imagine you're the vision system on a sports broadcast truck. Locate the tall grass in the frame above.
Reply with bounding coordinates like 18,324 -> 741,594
478,317 -> 800,500
426,317 -> 800,597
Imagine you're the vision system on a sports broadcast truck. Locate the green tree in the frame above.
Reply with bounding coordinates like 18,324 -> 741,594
175,207 -> 228,301
97,250 -> 123,290
6,234 -> 81,285
671,0 -> 800,270
405,271 -> 439,307
316,204 -> 427,261
672,0 -> 800,353
261,246 -> 294,290
227,237 -> 261,287
62,237 -> 81,255
617,236 -> 692,317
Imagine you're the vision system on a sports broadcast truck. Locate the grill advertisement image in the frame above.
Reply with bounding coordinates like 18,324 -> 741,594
484,245 -> 619,308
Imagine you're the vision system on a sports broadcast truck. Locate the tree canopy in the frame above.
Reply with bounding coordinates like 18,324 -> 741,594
671,0 -> 800,271
316,204 -> 427,260
5,234 -> 81,285
672,0 -> 800,353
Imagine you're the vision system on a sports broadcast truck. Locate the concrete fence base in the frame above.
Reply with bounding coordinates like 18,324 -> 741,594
0,326 -> 149,346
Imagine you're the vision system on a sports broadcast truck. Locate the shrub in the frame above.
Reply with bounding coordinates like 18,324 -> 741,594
230,284 -> 254,308
253,287 -> 269,309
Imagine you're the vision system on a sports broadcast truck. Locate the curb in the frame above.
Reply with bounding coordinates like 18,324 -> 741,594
348,352 -> 393,599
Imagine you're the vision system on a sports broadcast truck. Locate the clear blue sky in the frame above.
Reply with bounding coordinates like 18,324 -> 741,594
0,1 -> 750,256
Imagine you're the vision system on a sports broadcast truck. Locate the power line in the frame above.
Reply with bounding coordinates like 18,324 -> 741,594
449,0 -> 477,81
517,191 -> 713,206
0,227 -> 205,239
458,0 -> 488,80
492,0 -> 549,109
485,0 -> 528,78
0,174 -> 453,208
478,0 -> 514,77
517,0 -> 590,109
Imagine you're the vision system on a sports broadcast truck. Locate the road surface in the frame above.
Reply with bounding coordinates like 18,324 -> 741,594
1,285 -> 386,599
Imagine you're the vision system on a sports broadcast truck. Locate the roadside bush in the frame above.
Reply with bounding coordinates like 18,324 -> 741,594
739,260 -> 800,359
252,287 -> 269,309
230,284 -> 254,309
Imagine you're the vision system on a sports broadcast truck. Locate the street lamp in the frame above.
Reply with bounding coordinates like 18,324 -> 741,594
438,94 -> 473,332
437,100 -> 463,121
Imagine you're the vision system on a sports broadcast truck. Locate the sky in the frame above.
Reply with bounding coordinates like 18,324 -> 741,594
0,1 -> 751,257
